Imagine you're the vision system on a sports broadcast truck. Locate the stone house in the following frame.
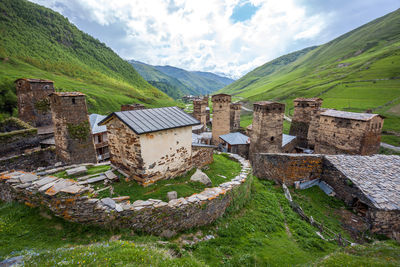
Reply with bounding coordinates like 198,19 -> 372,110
100,107 -> 200,186
212,94 -> 231,145
193,97 -> 208,131
89,114 -> 110,162
15,78 -> 55,127
314,110 -> 384,155
219,132 -> 250,159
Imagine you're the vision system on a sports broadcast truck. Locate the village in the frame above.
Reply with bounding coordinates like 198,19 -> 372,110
0,78 -> 399,243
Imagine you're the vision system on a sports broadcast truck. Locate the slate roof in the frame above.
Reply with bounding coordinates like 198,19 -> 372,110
282,134 -> 296,147
321,109 -> 380,121
325,155 -> 400,211
89,114 -> 107,134
219,132 -> 250,145
100,106 -> 200,134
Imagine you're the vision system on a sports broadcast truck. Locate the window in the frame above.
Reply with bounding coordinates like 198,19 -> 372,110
98,135 -> 102,143
72,97 -> 76,104
270,136 -> 274,141
43,85 -> 49,90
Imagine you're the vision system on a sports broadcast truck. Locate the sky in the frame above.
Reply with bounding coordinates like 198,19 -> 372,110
30,0 -> 399,79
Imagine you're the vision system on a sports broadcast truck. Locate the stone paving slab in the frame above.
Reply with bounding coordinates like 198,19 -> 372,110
34,176 -> 58,187
60,184 -> 84,194
45,180 -> 75,196
105,170 -> 117,180
19,173 -> 38,183
66,166 -> 87,176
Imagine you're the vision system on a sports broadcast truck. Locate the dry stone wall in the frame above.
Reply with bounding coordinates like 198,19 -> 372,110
0,153 -> 251,236
191,144 -> 215,168
0,147 -> 58,172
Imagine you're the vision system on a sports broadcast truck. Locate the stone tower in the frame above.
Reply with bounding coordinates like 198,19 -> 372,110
193,97 -> 208,130
289,98 -> 323,147
121,103 -> 145,111
230,103 -> 242,132
249,101 -> 285,160
49,92 -> 97,164
15,78 -> 55,127
212,94 -> 231,145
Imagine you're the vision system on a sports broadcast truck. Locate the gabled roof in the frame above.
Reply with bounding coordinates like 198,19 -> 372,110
99,106 -> 200,135
320,109 -> 382,121
89,114 -> 107,134
219,132 -> 250,145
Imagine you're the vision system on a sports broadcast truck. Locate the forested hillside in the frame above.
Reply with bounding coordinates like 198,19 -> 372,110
0,0 -> 174,118
130,60 -> 234,99
221,8 -> 400,145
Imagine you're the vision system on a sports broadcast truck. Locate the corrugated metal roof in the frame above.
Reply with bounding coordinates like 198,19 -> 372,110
282,134 -> 296,147
89,114 -> 107,134
100,106 -> 200,134
219,132 -> 250,145
321,109 -> 379,121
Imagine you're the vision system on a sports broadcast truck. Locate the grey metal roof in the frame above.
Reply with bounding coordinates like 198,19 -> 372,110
321,109 -> 380,121
89,114 -> 107,134
219,132 -> 250,145
282,134 -> 296,147
325,155 -> 400,211
100,106 -> 200,134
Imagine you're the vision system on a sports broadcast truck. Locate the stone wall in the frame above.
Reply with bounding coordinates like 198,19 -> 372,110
15,79 -> 54,127
193,99 -> 208,130
50,92 -> 97,164
191,144 -> 215,168
121,104 -> 145,111
368,210 -> 400,241
0,117 -> 39,158
212,94 -> 231,145
252,153 -> 323,186
0,154 -> 252,236
230,103 -> 241,132
0,147 -> 58,172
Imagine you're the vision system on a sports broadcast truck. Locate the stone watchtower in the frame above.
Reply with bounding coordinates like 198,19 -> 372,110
289,98 -> 323,147
49,92 -> 97,164
230,103 -> 242,132
193,97 -> 208,130
212,94 -> 231,145
121,103 -> 145,111
249,101 -> 285,160
15,78 -> 55,127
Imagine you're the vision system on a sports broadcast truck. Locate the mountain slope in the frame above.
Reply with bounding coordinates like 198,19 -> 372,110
220,8 -> 400,143
129,60 -> 235,99
0,0 -> 174,118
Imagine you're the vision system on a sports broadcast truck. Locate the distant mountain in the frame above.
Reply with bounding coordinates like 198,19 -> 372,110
220,8 -> 400,145
129,60 -> 234,99
0,0 -> 174,118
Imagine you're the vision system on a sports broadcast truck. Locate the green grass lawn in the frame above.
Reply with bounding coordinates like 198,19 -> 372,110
1,177 -> 399,266
53,165 -> 111,180
95,154 -> 242,202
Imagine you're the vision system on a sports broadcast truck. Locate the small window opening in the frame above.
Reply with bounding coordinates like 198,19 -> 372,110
270,136 -> 274,141
72,97 -> 76,104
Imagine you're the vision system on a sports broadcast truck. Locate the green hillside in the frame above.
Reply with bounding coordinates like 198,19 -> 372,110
0,0 -> 174,119
221,8 -> 400,145
130,60 -> 235,99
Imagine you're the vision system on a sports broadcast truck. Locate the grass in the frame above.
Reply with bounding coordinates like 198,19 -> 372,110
1,177 -> 400,266
95,154 -> 242,202
53,165 -> 111,180
379,147 -> 400,156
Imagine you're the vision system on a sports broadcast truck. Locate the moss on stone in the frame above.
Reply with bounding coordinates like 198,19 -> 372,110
67,121 -> 90,141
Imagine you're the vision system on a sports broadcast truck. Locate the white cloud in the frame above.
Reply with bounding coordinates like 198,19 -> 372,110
31,0 -> 326,78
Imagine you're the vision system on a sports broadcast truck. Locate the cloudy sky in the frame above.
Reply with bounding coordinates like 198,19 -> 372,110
31,0 -> 398,78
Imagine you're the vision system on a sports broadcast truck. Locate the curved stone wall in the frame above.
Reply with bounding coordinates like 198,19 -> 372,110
0,153 -> 251,235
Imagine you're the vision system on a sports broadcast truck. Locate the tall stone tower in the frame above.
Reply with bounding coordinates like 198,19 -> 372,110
193,97 -> 208,130
212,94 -> 231,145
249,101 -> 285,160
15,78 -> 55,127
230,103 -> 242,132
289,98 -> 323,147
49,92 -> 97,164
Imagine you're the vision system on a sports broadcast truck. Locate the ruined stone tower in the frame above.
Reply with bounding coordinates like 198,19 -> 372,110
121,103 -> 145,111
249,101 -> 285,160
15,78 -> 55,127
49,92 -> 97,164
289,98 -> 323,147
212,94 -> 231,145
193,97 -> 208,130
230,103 -> 242,132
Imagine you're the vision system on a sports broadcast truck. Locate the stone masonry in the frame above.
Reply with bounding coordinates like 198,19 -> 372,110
121,103 -> 145,111
212,94 -> 231,145
230,103 -> 242,132
0,153 -> 252,236
193,97 -> 208,130
15,78 -> 55,127
249,101 -> 285,160
289,98 -> 322,147
49,92 -> 97,164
